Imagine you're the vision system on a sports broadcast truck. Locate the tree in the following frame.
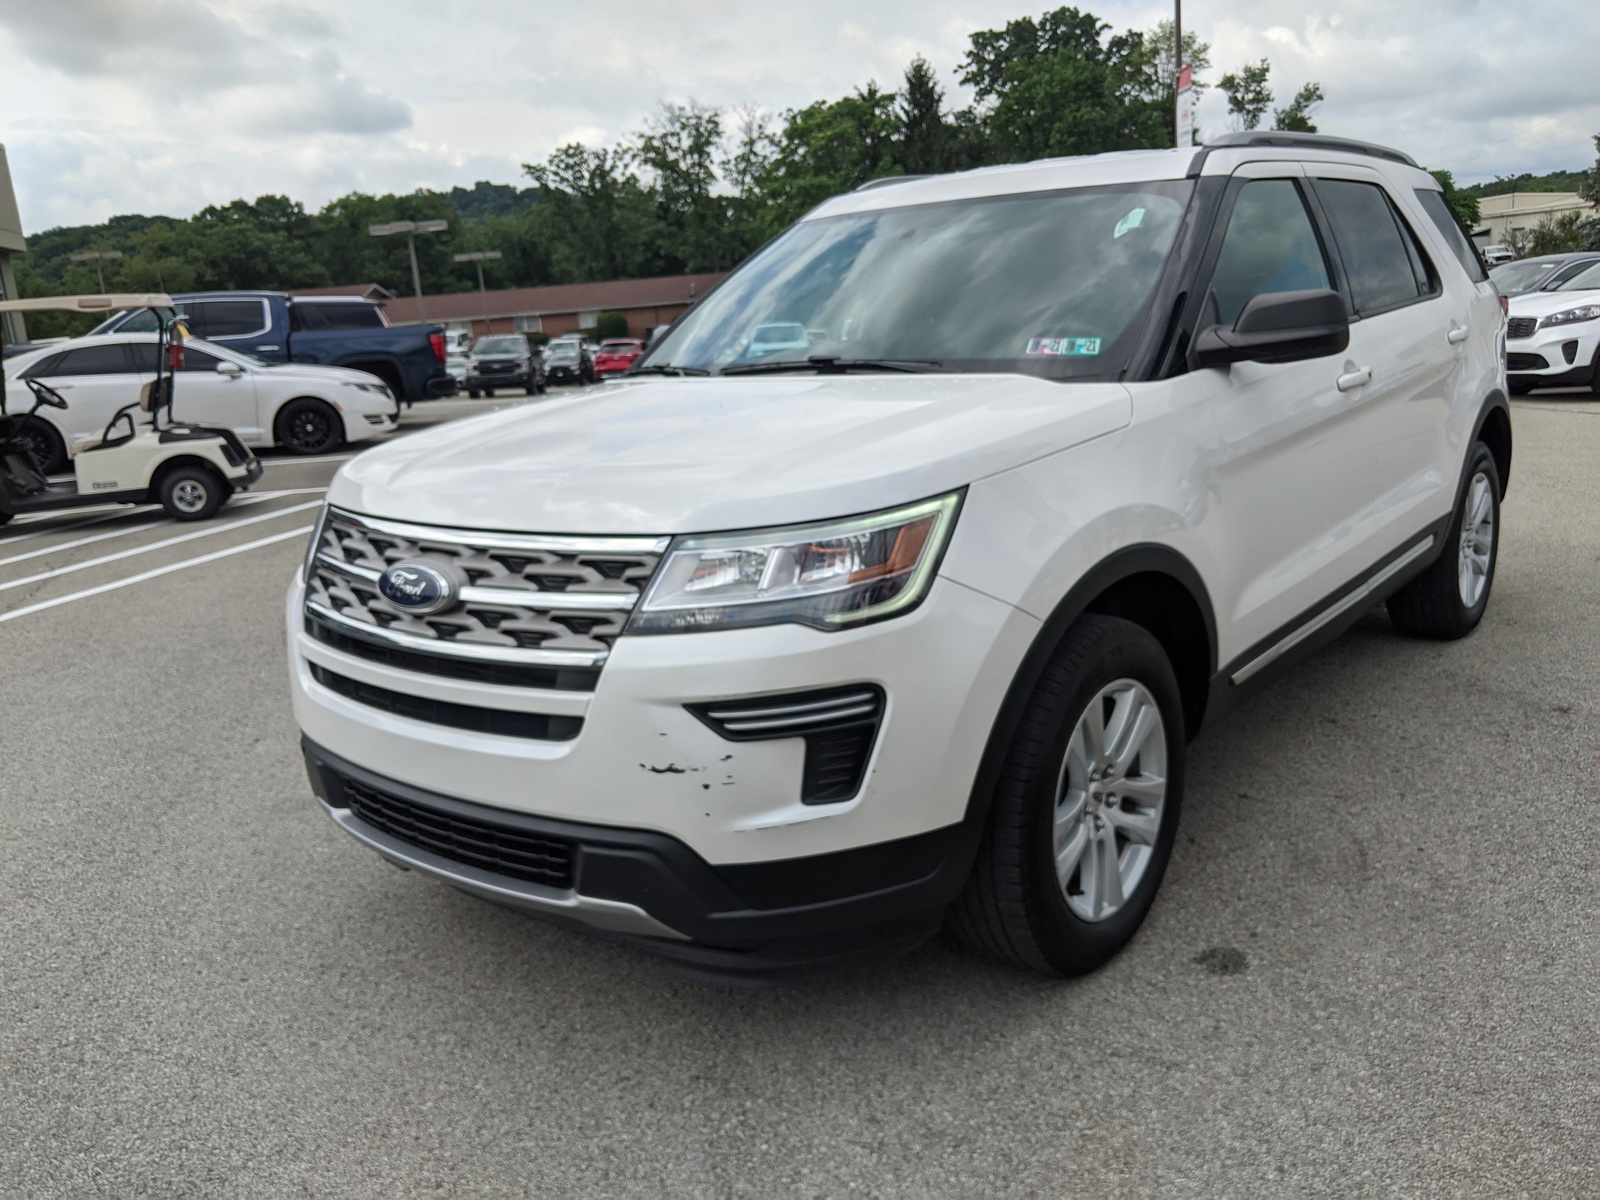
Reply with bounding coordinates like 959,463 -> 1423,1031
754,83 -> 902,231
522,144 -> 658,282
1580,133 -> 1600,202
896,56 -> 958,175
635,101 -> 733,272
1218,59 -> 1272,131
722,104 -> 779,253
1145,18 -> 1210,94
958,7 -> 1171,164
1273,82 -> 1324,133
1428,170 -> 1480,235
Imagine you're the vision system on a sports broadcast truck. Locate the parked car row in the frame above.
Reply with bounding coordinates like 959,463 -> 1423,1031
1,332 -> 399,472
1504,257 -> 1600,394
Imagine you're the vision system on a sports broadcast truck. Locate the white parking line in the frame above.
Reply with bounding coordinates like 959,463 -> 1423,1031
0,526 -> 314,625
0,500 -> 322,594
0,487 -> 325,550
263,453 -> 355,467
0,518 -> 168,569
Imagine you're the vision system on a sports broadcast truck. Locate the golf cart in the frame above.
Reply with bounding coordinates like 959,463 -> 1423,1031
0,294 -> 262,524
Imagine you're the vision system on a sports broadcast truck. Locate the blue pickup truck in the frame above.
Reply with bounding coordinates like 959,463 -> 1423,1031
91,292 -> 457,403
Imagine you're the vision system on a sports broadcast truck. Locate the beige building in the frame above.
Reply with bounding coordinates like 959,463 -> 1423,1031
0,144 -> 26,343
1473,191 -> 1596,248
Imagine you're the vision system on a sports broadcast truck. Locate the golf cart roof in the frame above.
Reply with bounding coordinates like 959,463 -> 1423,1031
0,293 -> 174,314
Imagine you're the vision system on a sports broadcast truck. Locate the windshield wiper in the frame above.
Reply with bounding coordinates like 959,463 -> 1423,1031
627,363 -> 710,377
720,355 -> 944,376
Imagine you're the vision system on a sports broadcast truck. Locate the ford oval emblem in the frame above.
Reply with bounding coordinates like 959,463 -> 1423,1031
377,561 -> 456,615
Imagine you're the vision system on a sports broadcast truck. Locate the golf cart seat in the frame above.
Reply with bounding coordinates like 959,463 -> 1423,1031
76,381 -> 157,457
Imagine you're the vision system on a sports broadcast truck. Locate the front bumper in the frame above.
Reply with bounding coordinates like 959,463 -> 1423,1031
1506,324 -> 1598,386
288,573 -> 1039,969
467,366 -> 536,389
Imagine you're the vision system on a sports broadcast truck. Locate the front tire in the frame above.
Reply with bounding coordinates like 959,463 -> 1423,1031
16,417 -> 66,475
949,615 -> 1186,976
157,464 -> 227,521
275,398 -> 344,456
1387,442 -> 1501,639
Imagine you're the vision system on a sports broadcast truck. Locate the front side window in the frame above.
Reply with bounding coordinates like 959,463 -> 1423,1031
643,181 -> 1193,379
1489,259 -> 1562,293
1553,262 -> 1600,292
1207,179 -> 1332,326
1316,179 -> 1437,315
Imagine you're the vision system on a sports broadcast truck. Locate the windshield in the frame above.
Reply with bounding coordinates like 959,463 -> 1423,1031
1490,260 -> 1560,293
1555,262 -> 1600,291
474,336 -> 527,355
642,181 -> 1191,378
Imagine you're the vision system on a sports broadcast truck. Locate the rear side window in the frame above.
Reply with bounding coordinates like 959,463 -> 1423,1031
191,300 -> 268,338
1414,189 -> 1489,283
47,344 -> 131,376
180,348 -> 223,372
125,342 -> 158,373
1316,179 -> 1438,315
296,302 -> 384,330
1208,179 -> 1332,326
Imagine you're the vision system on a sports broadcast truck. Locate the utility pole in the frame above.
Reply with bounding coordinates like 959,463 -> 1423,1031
70,249 -> 123,294
369,219 -> 448,322
453,250 -> 503,327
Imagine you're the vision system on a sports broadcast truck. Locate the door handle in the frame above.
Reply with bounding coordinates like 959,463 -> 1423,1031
1447,326 -> 1470,344
1336,367 -> 1372,392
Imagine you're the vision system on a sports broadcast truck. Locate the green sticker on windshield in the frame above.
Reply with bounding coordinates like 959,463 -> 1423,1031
1114,207 -> 1146,238
1027,336 -> 1101,357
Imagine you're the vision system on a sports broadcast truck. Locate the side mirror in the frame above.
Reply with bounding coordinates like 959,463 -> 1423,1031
216,361 -> 244,376
1193,288 -> 1350,368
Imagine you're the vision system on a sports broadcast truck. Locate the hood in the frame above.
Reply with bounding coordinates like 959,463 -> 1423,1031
330,374 -> 1131,535
265,361 -> 391,386
1507,287 -> 1600,319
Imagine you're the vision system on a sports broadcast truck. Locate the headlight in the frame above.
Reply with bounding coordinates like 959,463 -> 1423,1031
629,492 -> 963,634
302,503 -> 330,584
342,381 -> 387,395
1540,305 -> 1600,328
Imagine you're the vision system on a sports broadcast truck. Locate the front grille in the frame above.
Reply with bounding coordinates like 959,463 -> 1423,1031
478,361 -> 517,374
688,686 -> 886,805
339,776 -> 575,890
305,507 -> 666,678
310,664 -> 582,740
1506,317 -> 1537,339
306,616 -> 599,691
1506,352 -> 1549,371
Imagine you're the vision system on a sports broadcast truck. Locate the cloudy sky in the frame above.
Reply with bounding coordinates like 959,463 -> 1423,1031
2,0 -> 1596,233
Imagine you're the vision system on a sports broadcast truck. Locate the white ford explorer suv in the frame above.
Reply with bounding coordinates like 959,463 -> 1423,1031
289,132 -> 1510,979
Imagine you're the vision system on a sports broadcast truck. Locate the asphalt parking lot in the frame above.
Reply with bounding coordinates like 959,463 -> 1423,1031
1,390 -> 1595,1196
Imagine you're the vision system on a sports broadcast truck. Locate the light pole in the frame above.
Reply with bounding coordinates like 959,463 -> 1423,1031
369,219 -> 449,322
453,250 -> 503,325
70,250 -> 123,294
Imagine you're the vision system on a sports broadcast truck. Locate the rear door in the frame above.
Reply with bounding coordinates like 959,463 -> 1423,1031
26,342 -> 142,447
1306,166 -> 1464,547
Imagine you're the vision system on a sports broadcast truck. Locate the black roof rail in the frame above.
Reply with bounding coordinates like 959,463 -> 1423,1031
1205,131 -> 1419,169
854,175 -> 927,193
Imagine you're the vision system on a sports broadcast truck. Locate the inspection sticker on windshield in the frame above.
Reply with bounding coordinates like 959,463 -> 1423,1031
1026,336 -> 1101,357
1114,207 -> 1146,238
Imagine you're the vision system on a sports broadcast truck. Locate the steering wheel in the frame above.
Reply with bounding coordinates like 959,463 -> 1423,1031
25,378 -> 69,409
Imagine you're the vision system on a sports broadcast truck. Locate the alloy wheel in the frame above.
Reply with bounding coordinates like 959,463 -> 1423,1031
1457,470 -> 1494,609
1053,678 -> 1169,922
171,478 -> 209,514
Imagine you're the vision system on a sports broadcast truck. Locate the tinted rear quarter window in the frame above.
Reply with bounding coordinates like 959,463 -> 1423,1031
1316,179 -> 1435,315
318,303 -> 383,330
1414,189 -> 1489,283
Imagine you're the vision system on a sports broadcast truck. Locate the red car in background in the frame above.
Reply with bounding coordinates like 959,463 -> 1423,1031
592,338 -> 645,379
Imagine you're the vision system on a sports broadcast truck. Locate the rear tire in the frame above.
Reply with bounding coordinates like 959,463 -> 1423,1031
483,387 -> 496,398
157,464 -> 227,521
949,615 -> 1186,976
1589,348 -> 1600,396
275,398 -> 344,456
467,388 -> 481,399
1386,442 -> 1501,639
16,417 -> 66,475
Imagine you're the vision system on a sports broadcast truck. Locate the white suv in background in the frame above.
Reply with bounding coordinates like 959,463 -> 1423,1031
1504,258 -> 1600,394
289,133 -> 1509,980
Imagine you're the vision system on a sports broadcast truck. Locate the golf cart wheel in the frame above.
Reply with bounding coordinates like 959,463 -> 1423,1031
276,398 -> 344,456
158,464 -> 227,522
16,417 -> 67,475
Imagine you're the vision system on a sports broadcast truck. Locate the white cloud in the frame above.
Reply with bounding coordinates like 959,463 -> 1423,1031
0,0 -> 1595,232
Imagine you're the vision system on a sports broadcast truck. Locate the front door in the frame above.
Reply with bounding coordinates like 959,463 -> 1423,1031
173,347 -> 262,441
1194,166 -> 1388,658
